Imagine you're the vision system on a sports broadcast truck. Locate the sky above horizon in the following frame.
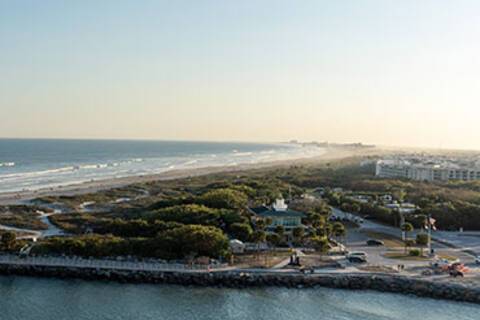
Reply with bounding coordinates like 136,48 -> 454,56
1,0 -> 480,150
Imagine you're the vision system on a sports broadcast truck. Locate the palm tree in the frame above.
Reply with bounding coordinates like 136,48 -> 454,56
252,217 -> 270,260
401,222 -> 414,254
332,222 -> 347,246
255,218 -> 266,231
274,225 -> 285,244
292,227 -> 305,246
251,230 -> 266,260
266,233 -> 281,252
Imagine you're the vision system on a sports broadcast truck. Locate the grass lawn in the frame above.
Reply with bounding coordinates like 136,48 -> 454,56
437,252 -> 459,261
383,252 -> 430,261
363,231 -> 405,248
233,251 -> 292,268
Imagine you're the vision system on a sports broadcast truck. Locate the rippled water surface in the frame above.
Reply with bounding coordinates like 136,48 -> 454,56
0,276 -> 478,320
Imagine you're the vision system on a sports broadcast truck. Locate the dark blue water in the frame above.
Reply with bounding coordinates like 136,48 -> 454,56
0,139 -> 324,192
0,276 -> 477,320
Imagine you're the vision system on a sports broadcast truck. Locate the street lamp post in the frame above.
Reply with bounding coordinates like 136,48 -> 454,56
427,213 -> 432,255
399,211 -> 405,241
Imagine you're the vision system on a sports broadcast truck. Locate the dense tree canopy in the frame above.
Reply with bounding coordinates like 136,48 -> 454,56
229,222 -> 253,242
152,225 -> 229,259
199,188 -> 248,210
1,231 -> 16,250
34,224 -> 229,260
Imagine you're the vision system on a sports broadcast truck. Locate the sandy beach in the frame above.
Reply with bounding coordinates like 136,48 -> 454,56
0,147 -> 376,206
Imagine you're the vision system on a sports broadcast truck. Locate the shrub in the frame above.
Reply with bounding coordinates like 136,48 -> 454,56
416,233 -> 430,246
409,249 -> 421,257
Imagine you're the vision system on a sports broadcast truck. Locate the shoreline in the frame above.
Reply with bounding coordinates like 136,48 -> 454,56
0,148 -> 373,205
0,261 -> 478,304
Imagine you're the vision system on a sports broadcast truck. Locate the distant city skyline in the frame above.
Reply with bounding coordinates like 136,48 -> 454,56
1,0 -> 480,150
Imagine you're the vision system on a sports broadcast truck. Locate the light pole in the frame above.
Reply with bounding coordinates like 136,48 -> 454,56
399,211 -> 405,241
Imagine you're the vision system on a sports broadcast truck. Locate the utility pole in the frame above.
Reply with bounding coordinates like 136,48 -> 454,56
400,211 -> 405,241
427,213 -> 432,255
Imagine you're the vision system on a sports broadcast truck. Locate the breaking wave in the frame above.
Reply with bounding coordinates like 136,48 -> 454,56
0,162 -> 15,167
0,143 -> 327,193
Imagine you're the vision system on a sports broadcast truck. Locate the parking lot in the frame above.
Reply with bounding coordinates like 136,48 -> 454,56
332,208 -> 477,270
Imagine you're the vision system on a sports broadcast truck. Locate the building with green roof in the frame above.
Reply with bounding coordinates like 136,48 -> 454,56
249,199 -> 307,241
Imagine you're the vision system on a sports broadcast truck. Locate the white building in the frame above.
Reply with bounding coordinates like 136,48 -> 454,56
376,159 -> 480,182
229,240 -> 246,254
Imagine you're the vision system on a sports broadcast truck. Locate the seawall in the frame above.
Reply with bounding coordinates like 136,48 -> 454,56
0,264 -> 479,304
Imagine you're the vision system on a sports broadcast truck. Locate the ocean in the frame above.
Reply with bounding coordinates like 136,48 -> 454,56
0,276 -> 478,320
0,139 -> 324,193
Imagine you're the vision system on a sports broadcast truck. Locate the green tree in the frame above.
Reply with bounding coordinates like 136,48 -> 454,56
251,230 -> 266,254
340,203 -> 352,213
1,231 -> 16,251
255,219 -> 266,231
405,239 -> 416,255
401,222 -> 414,254
274,225 -> 285,244
229,223 -> 253,242
150,204 -> 221,226
292,227 -> 305,246
310,213 -> 326,229
416,233 -> 430,255
274,225 -> 285,237
154,225 -> 230,259
332,222 -> 346,245
351,203 -> 361,213
251,230 -> 266,243
393,189 -> 407,203
199,188 -> 248,210
310,236 -> 329,253
266,233 -> 281,249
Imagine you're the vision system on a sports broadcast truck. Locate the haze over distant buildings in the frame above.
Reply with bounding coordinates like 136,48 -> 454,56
1,1 -> 480,150
376,155 -> 480,182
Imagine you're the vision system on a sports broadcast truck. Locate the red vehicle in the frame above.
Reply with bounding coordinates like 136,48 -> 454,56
448,262 -> 469,277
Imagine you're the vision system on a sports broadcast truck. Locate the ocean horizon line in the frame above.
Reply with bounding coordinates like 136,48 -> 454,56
0,137 -> 291,145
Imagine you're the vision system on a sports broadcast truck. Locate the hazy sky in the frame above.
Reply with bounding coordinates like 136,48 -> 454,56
1,0 -> 480,149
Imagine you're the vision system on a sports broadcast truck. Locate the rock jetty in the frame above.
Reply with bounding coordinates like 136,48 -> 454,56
0,264 -> 478,304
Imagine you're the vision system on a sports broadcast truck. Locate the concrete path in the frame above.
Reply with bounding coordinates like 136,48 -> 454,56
0,224 -> 42,240
271,249 -> 305,269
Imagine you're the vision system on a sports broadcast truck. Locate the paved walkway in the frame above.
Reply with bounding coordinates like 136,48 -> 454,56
0,255 -> 232,273
271,249 -> 305,269
0,210 -> 66,241
0,224 -> 42,240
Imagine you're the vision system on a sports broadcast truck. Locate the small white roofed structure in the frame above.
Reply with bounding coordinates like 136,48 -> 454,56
229,239 -> 245,254
272,198 -> 288,211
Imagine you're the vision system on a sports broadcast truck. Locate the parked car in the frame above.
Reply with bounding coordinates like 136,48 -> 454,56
475,256 -> 480,265
347,251 -> 368,258
347,256 -> 367,264
449,269 -> 464,278
430,258 -> 452,269
366,239 -> 385,246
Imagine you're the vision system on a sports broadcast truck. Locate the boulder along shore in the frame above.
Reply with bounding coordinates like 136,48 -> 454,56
0,264 -> 479,304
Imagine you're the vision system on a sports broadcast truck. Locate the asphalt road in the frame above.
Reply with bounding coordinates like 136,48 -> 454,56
332,208 -> 477,267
